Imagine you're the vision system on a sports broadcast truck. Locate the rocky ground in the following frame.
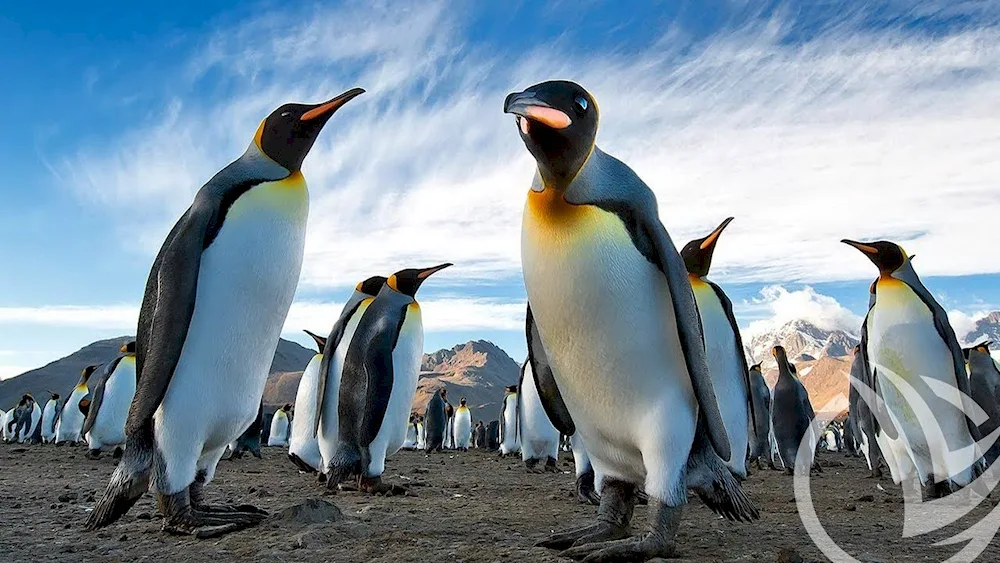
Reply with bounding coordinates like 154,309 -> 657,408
1,444 -> 998,562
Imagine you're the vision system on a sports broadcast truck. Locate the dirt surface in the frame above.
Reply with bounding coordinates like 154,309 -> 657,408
1,444 -> 999,562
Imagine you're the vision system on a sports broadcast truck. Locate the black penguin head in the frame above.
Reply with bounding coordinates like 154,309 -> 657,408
772,346 -> 795,377
505,385 -> 518,394
81,365 -> 99,383
749,362 -> 762,373
504,80 -> 598,188
681,217 -> 734,278
254,87 -> 365,172
49,391 -> 60,401
356,276 -> 388,296
20,394 -> 33,406
439,388 -> 448,400
841,240 -> 909,276
120,341 -> 136,355
282,403 -> 293,413
303,330 -> 327,352
460,397 -> 467,407
387,264 -> 452,298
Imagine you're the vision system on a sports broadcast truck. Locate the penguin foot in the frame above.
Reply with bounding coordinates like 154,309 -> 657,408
539,479 -> 636,550
112,447 -> 124,460
544,457 -> 560,473
525,458 -> 541,473
86,449 -> 102,460
159,492 -> 265,539
194,502 -> 268,516
537,521 -> 630,551
560,502 -> 682,562
358,476 -> 410,496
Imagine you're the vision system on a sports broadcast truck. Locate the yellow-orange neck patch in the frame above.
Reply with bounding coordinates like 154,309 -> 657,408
387,275 -> 399,291
526,188 -> 590,225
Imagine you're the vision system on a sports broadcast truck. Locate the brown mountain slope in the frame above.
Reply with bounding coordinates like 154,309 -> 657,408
763,355 -> 851,419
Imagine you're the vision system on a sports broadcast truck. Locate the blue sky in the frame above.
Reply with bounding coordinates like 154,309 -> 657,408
2,0 -> 1000,377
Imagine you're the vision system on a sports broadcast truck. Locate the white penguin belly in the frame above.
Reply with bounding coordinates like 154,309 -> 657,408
154,180 -> 307,492
523,199 -> 698,501
519,363 -> 560,461
868,280 -> 975,485
454,407 -> 472,449
268,412 -> 289,446
57,388 -> 87,443
500,394 -> 519,454
89,358 -> 137,448
288,354 -> 323,469
42,401 -> 58,442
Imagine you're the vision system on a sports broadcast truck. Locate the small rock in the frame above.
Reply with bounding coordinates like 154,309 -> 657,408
118,534 -> 128,542
58,492 -> 78,503
272,499 -> 343,525
858,494 -> 875,502
776,548 -> 804,563
844,504 -> 857,511
412,468 -> 429,474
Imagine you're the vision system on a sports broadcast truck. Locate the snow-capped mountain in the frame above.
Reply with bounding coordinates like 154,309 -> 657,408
744,319 -> 860,364
963,311 -> 1000,346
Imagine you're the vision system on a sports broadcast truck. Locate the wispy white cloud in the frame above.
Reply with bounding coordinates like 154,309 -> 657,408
742,285 -> 863,337
948,309 -> 991,344
0,305 -> 139,329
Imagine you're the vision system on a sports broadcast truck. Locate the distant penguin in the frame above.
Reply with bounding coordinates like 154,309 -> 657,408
486,420 -> 500,450
443,389 -> 456,450
518,362 -> 559,471
57,365 -> 97,444
848,343 -> 883,477
402,414 -> 419,450
747,362 -> 773,470
571,432 -> 600,504
454,398 -> 472,451
416,415 -> 426,450
325,264 -> 451,494
288,330 -> 328,473
424,389 -> 448,454
473,421 -> 486,449
967,342 -> 1000,468
824,429 -> 839,452
0,408 -> 9,442
83,341 -> 138,459
844,239 -> 980,496
228,402 -> 264,460
268,405 -> 292,447
681,217 -> 754,479
771,346 -> 818,474
498,385 -> 519,456
41,392 -> 62,444
85,89 -> 364,536
11,394 -> 40,444
315,275 -> 387,475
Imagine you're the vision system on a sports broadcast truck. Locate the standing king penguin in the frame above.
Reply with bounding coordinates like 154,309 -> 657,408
267,405 -> 292,447
41,392 -> 62,444
287,330 -> 328,473
680,217 -> 755,478
848,344 -> 884,477
454,398 -> 472,451
498,384 -> 519,456
518,362 -> 560,472
86,88 -> 364,537
424,390 -> 446,453
83,341 -> 138,459
325,264 -> 452,493
967,342 -> 1000,468
771,346 -> 818,474
747,362 -> 773,470
843,240 -> 981,496
57,365 -> 97,445
508,80 -> 756,561
316,276 -> 387,475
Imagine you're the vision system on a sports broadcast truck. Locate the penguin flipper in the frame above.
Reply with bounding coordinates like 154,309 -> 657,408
686,417 -> 759,522
706,281 -> 757,438
86,431 -> 154,529
82,358 -> 118,437
315,297 -> 369,435
525,304 -> 576,435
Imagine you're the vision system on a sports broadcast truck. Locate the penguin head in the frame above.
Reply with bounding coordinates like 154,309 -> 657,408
253,87 -> 365,173
387,264 -> 452,298
303,329 -> 327,352
48,391 -> 60,401
81,364 -> 99,384
120,341 -> 136,355
968,342 -> 996,373
505,385 -> 518,394
841,240 -> 909,276
852,344 -> 862,357
504,80 -> 598,188
282,403 -> 293,413
439,387 -> 448,400
749,362 -> 763,373
681,217 -> 734,278
19,394 -> 33,406
460,397 -> 467,407
771,346 -> 796,377
356,276 -> 388,296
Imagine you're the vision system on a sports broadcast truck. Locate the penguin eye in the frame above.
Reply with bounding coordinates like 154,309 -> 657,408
280,111 -> 291,117
573,96 -> 588,116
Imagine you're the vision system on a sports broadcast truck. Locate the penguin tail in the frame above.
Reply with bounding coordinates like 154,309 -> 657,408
85,431 -> 153,530
685,421 -> 760,523
288,453 -> 317,473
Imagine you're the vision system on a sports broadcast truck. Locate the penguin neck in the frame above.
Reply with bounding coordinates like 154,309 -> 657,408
376,284 -> 416,305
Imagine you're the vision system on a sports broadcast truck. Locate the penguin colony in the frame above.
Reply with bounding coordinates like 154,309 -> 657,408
0,79 -> 991,560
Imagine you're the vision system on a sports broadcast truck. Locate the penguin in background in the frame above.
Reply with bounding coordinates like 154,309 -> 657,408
416,415 -> 426,451
486,420 -> 500,450
402,414 -> 419,450
454,398 -> 472,452
86,88 -> 364,538
41,392 -> 62,444
11,394 -> 40,444
967,342 -> 1000,468
324,264 -> 451,494
844,240 -> 980,497
508,80 -> 756,560
288,330 -> 328,473
227,403 -> 265,460
473,421 -> 486,449
84,341 -> 138,459
442,388 -> 455,450
424,389 -> 447,454
747,362 -> 774,470
518,362 -> 560,472
570,432 -> 600,505
268,405 -> 293,447
771,346 -> 819,474
680,217 -> 755,479
315,275 -> 387,476
57,365 -> 98,445
0,408 -> 8,441
498,385 -> 519,456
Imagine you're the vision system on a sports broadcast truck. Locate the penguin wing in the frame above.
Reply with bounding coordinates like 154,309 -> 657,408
499,395 -> 507,444
82,357 -> 120,436
859,313 -> 896,439
706,281 -> 758,434
525,304 -> 576,435
564,148 -> 731,461
315,296 -> 369,435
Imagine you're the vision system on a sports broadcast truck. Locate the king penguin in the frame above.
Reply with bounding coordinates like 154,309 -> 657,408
967,342 -> 1000,468
83,341 -> 138,459
453,397 -> 472,452
518,362 -> 560,472
402,414 -> 419,450
267,404 -> 292,447
680,217 -> 755,478
41,392 -> 62,444
771,346 -> 818,474
843,239 -> 981,496
498,384 -> 519,456
315,275 -> 387,475
508,80 -> 756,561
442,388 -> 456,449
848,343 -> 884,478
288,330 -> 328,473
12,394 -> 41,444
324,263 -> 451,494
747,362 -> 774,471
86,88 -> 364,538
0,408 -> 9,442
227,402 -> 264,460
57,365 -> 97,445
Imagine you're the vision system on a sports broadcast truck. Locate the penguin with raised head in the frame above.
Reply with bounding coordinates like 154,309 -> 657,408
288,330 -> 327,473
227,403 -> 264,460
844,239 -> 980,496
84,341 -> 138,459
268,405 -> 292,447
498,384 -> 519,456
0,408 -> 8,441
747,362 -> 773,470
442,388 -> 455,449
454,398 -> 472,452
518,362 -> 559,472
848,344 -> 883,477
424,389 -> 447,454
324,264 -> 451,493
41,392 -> 62,444
86,88 -> 364,537
57,365 -> 97,445
967,342 -> 1000,468
771,346 -> 818,474
508,80 -> 757,560
315,275 -> 387,475
680,217 -> 755,479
